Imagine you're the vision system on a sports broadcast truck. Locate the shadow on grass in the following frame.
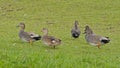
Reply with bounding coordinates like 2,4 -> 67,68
41,45 -> 60,50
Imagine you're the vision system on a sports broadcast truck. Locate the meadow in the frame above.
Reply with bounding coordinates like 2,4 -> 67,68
0,0 -> 120,68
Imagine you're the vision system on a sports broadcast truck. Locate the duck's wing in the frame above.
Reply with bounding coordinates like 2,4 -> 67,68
86,34 -> 101,44
43,36 -> 61,44
19,31 -> 31,38
19,31 -> 32,42
87,34 -> 110,44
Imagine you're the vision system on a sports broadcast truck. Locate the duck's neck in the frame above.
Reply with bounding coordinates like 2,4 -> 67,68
21,25 -> 25,30
19,25 -> 25,32
75,24 -> 78,29
19,28 -> 24,34
43,31 -> 48,36
85,28 -> 94,34
20,26 -> 25,30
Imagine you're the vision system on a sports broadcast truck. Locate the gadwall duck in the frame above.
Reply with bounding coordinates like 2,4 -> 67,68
84,26 -> 110,48
71,20 -> 81,38
17,23 -> 41,44
41,28 -> 61,48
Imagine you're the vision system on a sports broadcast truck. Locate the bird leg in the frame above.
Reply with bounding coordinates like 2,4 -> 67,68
53,45 -> 55,49
29,40 -> 32,45
97,42 -> 101,49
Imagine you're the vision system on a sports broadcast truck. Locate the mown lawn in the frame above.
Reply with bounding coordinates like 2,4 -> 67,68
0,0 -> 120,68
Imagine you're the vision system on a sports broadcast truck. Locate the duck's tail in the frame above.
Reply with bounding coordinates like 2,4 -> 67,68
101,37 -> 110,44
32,35 -> 41,41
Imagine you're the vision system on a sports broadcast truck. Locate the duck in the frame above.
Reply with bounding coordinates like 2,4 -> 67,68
41,28 -> 61,48
71,20 -> 81,38
17,22 -> 41,44
84,25 -> 110,48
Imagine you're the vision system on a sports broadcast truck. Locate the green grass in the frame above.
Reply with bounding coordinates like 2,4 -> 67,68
0,0 -> 120,68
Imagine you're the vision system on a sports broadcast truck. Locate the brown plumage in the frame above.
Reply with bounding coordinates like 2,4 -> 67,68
41,28 -> 61,48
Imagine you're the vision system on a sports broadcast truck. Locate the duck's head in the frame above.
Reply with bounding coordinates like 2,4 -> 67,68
17,22 -> 25,29
42,28 -> 48,35
83,25 -> 93,35
74,20 -> 79,28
